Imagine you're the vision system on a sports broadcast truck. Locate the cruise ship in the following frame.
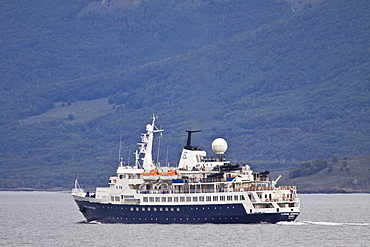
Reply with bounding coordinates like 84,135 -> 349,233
72,116 -> 300,224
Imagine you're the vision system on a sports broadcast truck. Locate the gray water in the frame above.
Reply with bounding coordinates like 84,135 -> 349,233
0,192 -> 369,247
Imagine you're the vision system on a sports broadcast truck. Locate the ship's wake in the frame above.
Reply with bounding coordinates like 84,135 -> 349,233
277,221 -> 370,226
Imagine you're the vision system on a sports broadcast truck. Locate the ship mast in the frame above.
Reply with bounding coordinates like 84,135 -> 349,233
140,115 -> 163,170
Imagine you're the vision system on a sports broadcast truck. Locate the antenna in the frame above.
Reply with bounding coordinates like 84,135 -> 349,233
156,130 -> 162,165
165,145 -> 169,167
127,146 -> 131,166
118,132 -> 122,163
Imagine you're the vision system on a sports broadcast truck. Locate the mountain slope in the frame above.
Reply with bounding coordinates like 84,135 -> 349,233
273,155 -> 370,193
0,0 -> 369,190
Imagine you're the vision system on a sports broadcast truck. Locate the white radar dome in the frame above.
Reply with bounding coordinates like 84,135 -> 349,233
212,138 -> 228,154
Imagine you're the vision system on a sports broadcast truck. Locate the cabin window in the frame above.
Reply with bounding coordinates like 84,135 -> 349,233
148,207 -> 151,211
130,207 -> 134,211
199,196 -> 205,201
213,196 -> 218,201
220,196 -> 225,201
165,208 -> 169,211
143,197 -> 148,202
153,208 -> 157,211
111,196 -> 114,201
149,197 -> 154,202
168,197 -> 172,202
206,196 -> 211,201
155,197 -> 160,202
136,207 -> 139,211
180,197 -> 185,202
240,195 -> 245,200
234,195 -> 239,200
171,207 -> 174,211
174,197 -> 179,202
162,197 -> 166,202
186,197 -> 191,202
193,197 -> 198,202
115,196 -> 120,201
142,207 -> 145,211
160,208 -> 163,211
227,196 -> 232,201
177,208 -> 180,211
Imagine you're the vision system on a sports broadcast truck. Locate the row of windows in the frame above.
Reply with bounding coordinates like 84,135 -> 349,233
129,206 -> 236,212
130,207 -> 180,212
107,217 -> 240,221
99,205 -> 235,211
142,195 -> 245,203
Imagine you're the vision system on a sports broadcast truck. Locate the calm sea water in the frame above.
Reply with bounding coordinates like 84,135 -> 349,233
0,192 -> 369,247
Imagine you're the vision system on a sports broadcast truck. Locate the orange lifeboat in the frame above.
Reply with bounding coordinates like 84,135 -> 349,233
142,169 -> 159,180
160,169 -> 179,180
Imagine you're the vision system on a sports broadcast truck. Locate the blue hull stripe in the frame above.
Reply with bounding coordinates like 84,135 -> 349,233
76,200 -> 299,224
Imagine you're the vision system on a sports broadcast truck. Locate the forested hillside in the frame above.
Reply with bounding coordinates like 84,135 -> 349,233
0,0 -> 369,190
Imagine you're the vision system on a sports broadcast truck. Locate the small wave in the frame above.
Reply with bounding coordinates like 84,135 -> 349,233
88,220 -> 102,224
278,221 -> 370,226
76,220 -> 88,224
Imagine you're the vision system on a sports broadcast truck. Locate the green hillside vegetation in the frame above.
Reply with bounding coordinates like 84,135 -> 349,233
274,155 -> 370,193
0,0 -> 369,190
1,0 -> 293,121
